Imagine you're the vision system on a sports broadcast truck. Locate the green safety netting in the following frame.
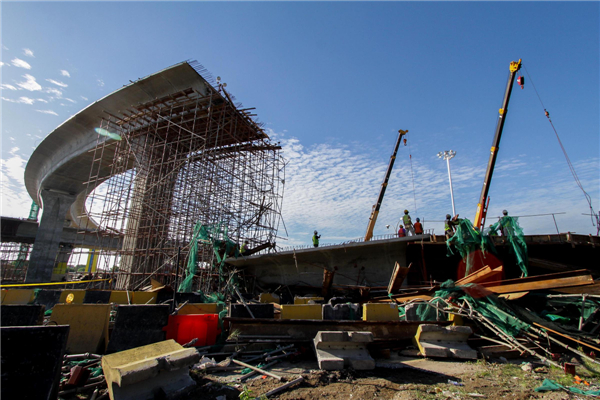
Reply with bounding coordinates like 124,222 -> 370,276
489,216 -> 528,277
446,217 -> 528,278
414,280 -> 531,337
446,218 -> 498,277
535,378 -> 600,396
177,222 -> 241,338
178,222 -> 239,294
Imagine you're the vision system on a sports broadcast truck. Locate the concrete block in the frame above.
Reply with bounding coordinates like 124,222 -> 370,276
132,291 -> 157,304
59,289 -> 86,304
102,339 -> 200,400
110,291 -> 132,304
228,303 -> 274,319
178,303 -> 224,315
34,289 -> 62,309
84,290 -> 112,304
281,304 -> 323,320
259,293 -> 280,303
294,296 -> 324,305
106,305 -> 170,354
50,304 -> 111,354
313,331 -> 374,370
323,303 -> 361,320
1,304 -> 45,326
414,324 -> 477,360
1,325 -> 69,400
1,289 -> 34,305
362,303 -> 399,321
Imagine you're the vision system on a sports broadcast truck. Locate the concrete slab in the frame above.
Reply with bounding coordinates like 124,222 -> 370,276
102,339 -> 200,400
1,289 -> 34,305
1,304 -> 44,326
1,325 -> 69,400
281,304 -> 323,320
178,303 -> 224,315
50,304 -> 111,353
363,303 -> 400,321
106,305 -> 170,354
414,324 -> 477,360
59,289 -> 86,304
313,331 -> 375,370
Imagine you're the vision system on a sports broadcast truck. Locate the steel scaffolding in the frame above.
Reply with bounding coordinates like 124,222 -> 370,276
79,63 -> 285,292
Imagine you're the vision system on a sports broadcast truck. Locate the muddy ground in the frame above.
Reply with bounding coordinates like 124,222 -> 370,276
187,355 -> 600,400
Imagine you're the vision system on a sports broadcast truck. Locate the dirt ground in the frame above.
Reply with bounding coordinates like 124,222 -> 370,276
187,355 -> 600,400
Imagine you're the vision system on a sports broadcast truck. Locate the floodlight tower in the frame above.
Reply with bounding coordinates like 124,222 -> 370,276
438,150 -> 457,217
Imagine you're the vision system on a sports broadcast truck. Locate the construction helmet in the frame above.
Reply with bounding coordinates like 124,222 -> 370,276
416,218 -> 420,222
502,210 -> 508,216
404,209 -> 409,214
314,230 -> 318,234
446,214 -> 451,219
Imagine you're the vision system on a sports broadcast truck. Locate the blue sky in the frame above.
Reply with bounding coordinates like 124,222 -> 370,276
1,1 -> 598,247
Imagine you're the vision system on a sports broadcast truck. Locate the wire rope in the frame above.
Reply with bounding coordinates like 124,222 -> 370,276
406,135 -> 418,216
523,65 -> 597,229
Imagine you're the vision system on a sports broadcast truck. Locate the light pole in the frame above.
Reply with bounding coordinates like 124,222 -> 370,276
437,150 -> 457,217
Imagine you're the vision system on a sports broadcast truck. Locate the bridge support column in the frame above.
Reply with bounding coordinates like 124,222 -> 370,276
25,190 -> 75,283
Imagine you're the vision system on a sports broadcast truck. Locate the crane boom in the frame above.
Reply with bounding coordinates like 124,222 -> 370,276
473,59 -> 521,230
364,129 -> 408,241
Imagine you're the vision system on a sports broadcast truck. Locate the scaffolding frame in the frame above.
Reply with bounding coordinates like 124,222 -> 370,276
78,65 -> 285,293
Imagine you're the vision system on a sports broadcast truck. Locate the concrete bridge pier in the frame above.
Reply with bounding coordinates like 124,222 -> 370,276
25,190 -> 76,283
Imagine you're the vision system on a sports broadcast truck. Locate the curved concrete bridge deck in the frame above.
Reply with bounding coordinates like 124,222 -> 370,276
23,62 -> 219,283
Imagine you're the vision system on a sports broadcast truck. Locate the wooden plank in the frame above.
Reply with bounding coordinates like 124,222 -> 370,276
552,283 -> 600,295
480,269 -> 592,289
387,262 -> 411,294
485,274 -> 594,294
457,265 -> 504,285
533,322 -> 600,353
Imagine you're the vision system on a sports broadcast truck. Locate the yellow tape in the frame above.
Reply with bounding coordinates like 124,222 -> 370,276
1,278 -> 111,288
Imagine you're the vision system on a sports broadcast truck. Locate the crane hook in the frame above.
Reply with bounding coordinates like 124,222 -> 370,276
517,76 -> 525,89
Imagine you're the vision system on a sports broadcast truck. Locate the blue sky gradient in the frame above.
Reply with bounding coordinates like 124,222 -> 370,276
1,2 -> 598,246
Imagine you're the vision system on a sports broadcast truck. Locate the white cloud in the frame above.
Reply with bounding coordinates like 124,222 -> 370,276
46,79 -> 68,88
36,98 -> 48,103
265,131 -> 599,247
23,48 -> 34,57
60,70 -> 71,77
18,97 -> 35,105
97,79 -> 105,87
64,98 -> 76,103
17,74 -> 42,91
1,84 -> 18,90
81,96 -> 88,101
11,58 -> 32,70
0,150 -> 33,218
45,87 -> 63,98
2,96 -> 36,105
0,62 -> 6,68
35,109 -> 58,116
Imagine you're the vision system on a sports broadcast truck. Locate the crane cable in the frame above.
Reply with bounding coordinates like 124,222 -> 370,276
406,134 -> 418,217
523,65 -> 597,228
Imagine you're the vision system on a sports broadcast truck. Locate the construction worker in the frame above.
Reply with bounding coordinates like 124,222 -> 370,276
445,214 -> 459,239
240,240 -> 249,255
414,218 -> 423,235
488,224 -> 498,236
398,225 -> 406,237
312,230 -> 321,247
403,210 -> 415,236
499,210 -> 513,237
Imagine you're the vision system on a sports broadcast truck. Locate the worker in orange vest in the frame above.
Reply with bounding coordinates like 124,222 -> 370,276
414,218 -> 423,235
398,225 -> 406,237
